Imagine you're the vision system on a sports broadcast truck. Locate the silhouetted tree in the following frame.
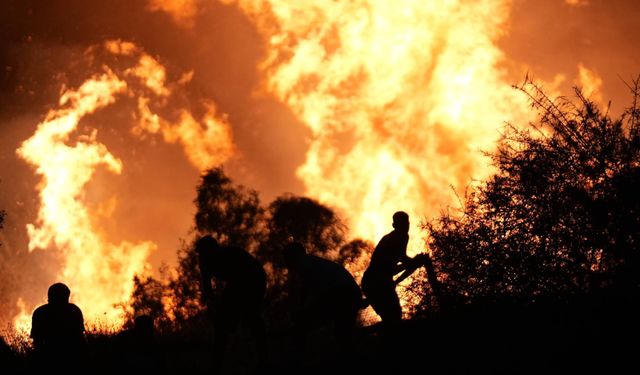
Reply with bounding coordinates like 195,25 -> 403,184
129,169 -> 357,333
259,194 -> 347,264
130,168 -> 267,328
424,76 -> 640,307
254,195 -> 350,329
128,241 -> 206,329
129,273 -> 166,326
166,238 -> 206,322
339,239 -> 374,268
194,167 -> 265,252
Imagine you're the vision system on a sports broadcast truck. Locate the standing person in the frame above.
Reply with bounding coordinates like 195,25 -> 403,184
283,242 -> 362,360
361,211 -> 424,326
30,282 -> 87,370
196,234 -> 267,371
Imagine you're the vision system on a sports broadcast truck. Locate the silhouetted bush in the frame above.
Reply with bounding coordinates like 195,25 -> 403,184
424,76 -> 640,307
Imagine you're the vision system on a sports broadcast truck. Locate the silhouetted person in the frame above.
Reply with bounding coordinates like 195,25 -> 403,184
361,211 -> 423,327
196,234 -> 267,372
115,314 -> 164,371
30,282 -> 87,370
283,242 -> 362,362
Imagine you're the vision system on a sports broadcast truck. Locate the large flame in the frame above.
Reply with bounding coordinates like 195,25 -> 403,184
15,69 -> 154,329
223,0 -> 533,253
14,40 -> 233,331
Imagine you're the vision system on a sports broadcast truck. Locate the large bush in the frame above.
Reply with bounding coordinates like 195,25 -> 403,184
425,77 -> 640,307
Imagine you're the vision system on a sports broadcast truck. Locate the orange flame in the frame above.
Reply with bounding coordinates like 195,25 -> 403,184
577,63 -> 603,105
15,69 -> 155,328
225,0 -> 532,253
147,0 -> 200,27
14,40 -> 233,330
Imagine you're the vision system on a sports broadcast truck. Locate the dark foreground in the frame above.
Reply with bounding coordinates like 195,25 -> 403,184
2,290 -> 639,374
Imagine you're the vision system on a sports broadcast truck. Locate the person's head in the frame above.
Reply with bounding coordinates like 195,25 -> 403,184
47,283 -> 71,304
392,211 -> 410,233
195,234 -> 219,258
283,242 -> 306,269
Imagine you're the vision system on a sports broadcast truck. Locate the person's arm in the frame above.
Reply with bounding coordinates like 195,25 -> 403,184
392,234 -> 412,275
73,306 -> 88,351
76,307 -> 86,336
393,253 -> 429,284
199,260 -> 215,309
30,310 -> 44,350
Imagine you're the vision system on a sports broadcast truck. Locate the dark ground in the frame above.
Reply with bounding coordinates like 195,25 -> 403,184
2,290 -> 639,374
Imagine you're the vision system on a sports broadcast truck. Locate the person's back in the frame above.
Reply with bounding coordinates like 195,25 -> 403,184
296,254 -> 361,305
283,242 -> 362,357
30,283 -> 86,369
366,229 -> 409,280
31,303 -> 84,348
195,235 -> 267,372
201,243 -> 266,292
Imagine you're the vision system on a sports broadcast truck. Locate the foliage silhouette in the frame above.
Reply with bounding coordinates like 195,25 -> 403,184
130,274 -> 166,324
255,194 -> 350,330
424,76 -> 640,308
194,167 -> 265,252
6,77 -> 640,375
128,169 -> 354,334
259,194 -> 347,264
128,168 -> 266,328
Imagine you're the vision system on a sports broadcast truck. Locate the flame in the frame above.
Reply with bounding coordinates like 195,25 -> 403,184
224,0 -> 532,253
577,63 -> 603,105
13,298 -> 33,334
14,40 -> 233,330
147,0 -> 200,27
565,0 -> 589,6
135,98 -> 235,171
15,69 -> 155,328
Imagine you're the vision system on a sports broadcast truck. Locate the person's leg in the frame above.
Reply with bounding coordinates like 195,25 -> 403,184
364,279 -> 402,325
364,281 -> 402,367
244,307 -> 268,367
378,288 -> 402,324
212,300 -> 239,373
333,288 -> 359,344
334,301 -> 359,364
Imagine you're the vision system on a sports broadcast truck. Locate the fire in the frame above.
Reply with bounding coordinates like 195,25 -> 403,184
15,68 -> 155,329
223,0 -> 532,253
577,64 -> 603,105
14,40 -> 233,330
147,0 -> 200,27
